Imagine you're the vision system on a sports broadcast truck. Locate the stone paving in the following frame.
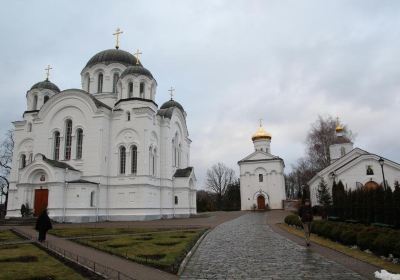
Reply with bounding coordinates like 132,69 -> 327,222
181,212 -> 365,280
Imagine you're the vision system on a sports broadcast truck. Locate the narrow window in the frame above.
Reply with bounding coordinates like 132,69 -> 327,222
76,128 -> 83,159
86,74 -> 90,92
27,123 -> 32,132
149,147 -> 153,175
174,195 -> 178,205
128,82 -> 133,98
21,154 -> 26,168
172,139 -> 175,167
178,144 -> 181,167
64,119 -> 72,160
90,191 -> 95,207
29,153 -> 33,163
119,146 -> 126,174
153,149 -> 156,176
54,131 -> 60,160
33,95 -> 38,110
259,174 -> 263,182
140,82 -> 145,98
127,112 -> 131,121
131,145 -> 137,174
97,73 -> 103,93
340,146 -> 346,156
44,96 -> 49,104
112,73 -> 119,93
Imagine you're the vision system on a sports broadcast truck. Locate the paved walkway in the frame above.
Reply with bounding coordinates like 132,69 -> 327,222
181,212 -> 366,280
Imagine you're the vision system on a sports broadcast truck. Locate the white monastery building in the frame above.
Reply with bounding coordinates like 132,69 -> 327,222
6,34 -> 197,222
238,123 -> 286,210
309,120 -> 400,205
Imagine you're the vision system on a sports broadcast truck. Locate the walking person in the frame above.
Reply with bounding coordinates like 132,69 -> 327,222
35,209 -> 52,242
298,199 -> 313,246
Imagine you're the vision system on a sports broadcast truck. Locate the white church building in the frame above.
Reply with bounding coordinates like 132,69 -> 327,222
309,121 -> 400,205
6,35 -> 197,222
238,123 -> 286,210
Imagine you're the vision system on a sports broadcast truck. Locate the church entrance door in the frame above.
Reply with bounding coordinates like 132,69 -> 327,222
257,195 -> 265,210
34,189 -> 48,216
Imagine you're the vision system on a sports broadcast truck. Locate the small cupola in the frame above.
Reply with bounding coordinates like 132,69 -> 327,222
252,121 -> 272,153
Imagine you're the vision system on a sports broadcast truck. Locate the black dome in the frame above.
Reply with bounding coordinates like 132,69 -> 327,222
160,99 -> 184,112
120,65 -> 154,80
30,79 -> 60,92
85,49 -> 140,68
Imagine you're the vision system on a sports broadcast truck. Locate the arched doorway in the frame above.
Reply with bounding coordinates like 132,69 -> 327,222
257,195 -> 265,210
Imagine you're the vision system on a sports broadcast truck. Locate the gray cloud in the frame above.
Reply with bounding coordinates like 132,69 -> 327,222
1,0 -> 399,187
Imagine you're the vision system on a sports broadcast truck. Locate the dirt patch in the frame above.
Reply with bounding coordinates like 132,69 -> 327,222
154,241 -> 181,246
136,254 -> 166,260
171,235 -> 187,239
135,236 -> 153,241
21,276 -> 55,280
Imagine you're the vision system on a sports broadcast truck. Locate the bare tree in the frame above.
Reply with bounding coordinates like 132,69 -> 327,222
206,162 -> 236,210
0,129 -> 14,214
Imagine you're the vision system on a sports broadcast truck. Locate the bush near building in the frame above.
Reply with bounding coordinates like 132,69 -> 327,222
284,214 -> 400,258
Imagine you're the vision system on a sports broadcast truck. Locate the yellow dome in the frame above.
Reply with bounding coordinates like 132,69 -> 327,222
252,125 -> 271,141
335,117 -> 344,133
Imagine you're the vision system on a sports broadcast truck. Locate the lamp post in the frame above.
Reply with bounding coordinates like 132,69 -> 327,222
378,157 -> 387,189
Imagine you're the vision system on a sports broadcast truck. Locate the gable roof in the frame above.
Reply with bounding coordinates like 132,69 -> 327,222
238,150 -> 283,164
173,167 -> 193,178
43,157 -> 78,171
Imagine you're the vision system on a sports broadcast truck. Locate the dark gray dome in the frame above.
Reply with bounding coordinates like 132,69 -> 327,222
85,49 -> 140,68
30,79 -> 60,92
120,65 -> 154,79
160,99 -> 184,112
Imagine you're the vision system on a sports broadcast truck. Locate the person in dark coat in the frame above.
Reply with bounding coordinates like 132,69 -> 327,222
298,199 -> 313,246
35,209 -> 52,242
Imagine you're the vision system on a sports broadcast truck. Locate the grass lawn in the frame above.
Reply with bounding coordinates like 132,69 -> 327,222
0,242 -> 86,280
278,223 -> 400,274
76,228 -> 206,273
0,230 -> 24,243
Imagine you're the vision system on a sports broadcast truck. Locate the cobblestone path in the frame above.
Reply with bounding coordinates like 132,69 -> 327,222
181,213 -> 365,280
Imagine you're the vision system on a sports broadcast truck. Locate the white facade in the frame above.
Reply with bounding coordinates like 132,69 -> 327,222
238,125 -> 286,210
6,47 -> 196,222
309,129 -> 400,205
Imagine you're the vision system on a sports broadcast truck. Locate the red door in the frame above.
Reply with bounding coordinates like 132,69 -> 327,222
257,195 -> 265,210
34,189 -> 49,216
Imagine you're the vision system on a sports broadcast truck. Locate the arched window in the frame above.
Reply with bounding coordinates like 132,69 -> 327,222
20,154 -> 26,168
27,123 -> 32,132
97,73 -> 103,93
259,174 -> 263,182
172,139 -> 175,167
44,96 -> 49,104
340,147 -> 346,157
112,73 -> 119,93
29,153 -> 33,163
140,82 -> 145,98
64,119 -> 72,160
174,195 -> 178,205
127,112 -> 131,121
153,149 -> 157,176
53,131 -> 60,160
90,191 -> 95,207
76,128 -> 83,159
128,82 -> 133,98
131,145 -> 137,174
178,143 -> 181,167
32,95 -> 38,110
119,146 -> 126,174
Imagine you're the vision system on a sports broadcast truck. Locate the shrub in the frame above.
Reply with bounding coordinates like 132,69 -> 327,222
311,220 -> 326,235
329,226 -> 345,242
371,233 -> 398,257
357,229 -> 379,250
340,230 -> 357,245
284,215 -> 302,228
320,223 -> 334,238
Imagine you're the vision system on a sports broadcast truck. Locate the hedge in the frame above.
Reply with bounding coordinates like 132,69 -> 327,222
284,215 -> 400,258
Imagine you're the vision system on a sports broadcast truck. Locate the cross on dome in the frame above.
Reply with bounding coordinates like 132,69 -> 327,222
259,118 -> 263,127
168,87 -> 175,100
134,49 -> 142,65
45,65 -> 52,80
113,28 -> 123,49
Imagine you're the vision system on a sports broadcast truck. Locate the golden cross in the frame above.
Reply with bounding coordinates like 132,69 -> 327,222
259,118 -> 263,127
168,87 -> 175,100
45,65 -> 52,80
113,28 -> 123,49
134,49 -> 142,65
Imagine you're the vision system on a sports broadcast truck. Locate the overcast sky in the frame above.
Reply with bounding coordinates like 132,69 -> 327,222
1,1 -> 399,187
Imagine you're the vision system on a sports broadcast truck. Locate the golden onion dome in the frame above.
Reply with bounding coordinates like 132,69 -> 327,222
335,117 -> 344,133
252,125 -> 271,141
